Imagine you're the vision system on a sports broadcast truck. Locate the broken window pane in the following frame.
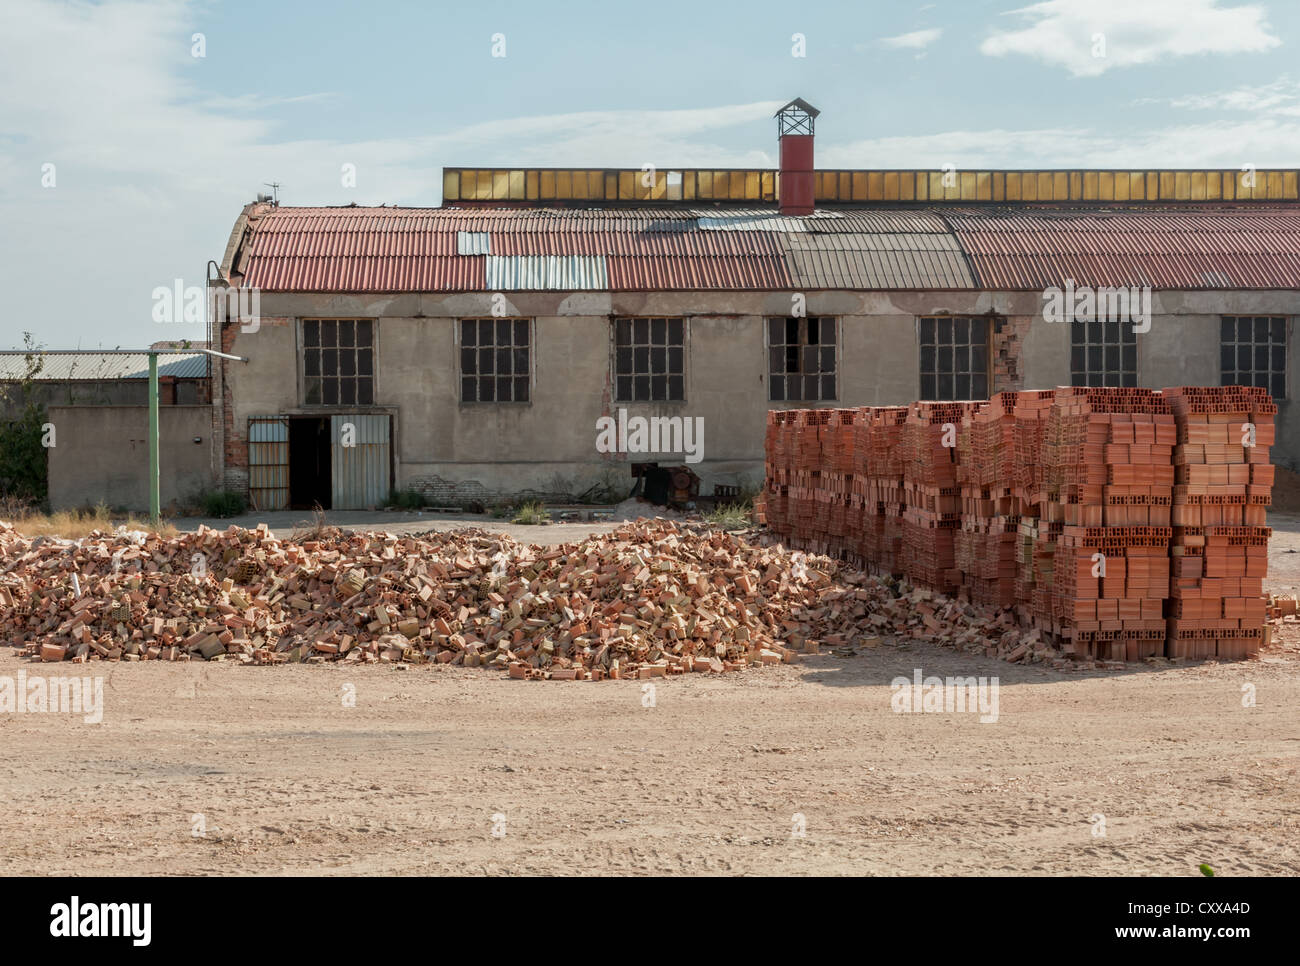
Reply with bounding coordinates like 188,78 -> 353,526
766,317 -> 838,401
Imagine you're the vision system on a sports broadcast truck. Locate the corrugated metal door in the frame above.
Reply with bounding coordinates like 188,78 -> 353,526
331,414 -> 391,509
248,417 -> 289,510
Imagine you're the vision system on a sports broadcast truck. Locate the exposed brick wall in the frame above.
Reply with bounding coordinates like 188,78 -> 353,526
992,315 -> 1029,393
404,474 -> 578,507
220,320 -> 247,492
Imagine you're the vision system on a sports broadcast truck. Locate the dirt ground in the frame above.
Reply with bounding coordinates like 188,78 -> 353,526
1,513 -> 1298,877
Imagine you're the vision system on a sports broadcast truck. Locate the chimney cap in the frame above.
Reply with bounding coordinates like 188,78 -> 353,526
774,97 -> 820,119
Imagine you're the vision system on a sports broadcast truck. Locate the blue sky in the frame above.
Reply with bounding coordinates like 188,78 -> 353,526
2,0 -> 1299,348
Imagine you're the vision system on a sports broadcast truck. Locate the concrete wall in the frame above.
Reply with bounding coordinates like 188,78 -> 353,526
215,288 -> 1300,502
1024,292 -> 1300,469
47,406 -> 214,511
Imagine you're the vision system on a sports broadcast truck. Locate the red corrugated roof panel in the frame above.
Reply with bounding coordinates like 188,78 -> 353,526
235,203 -> 1300,293
948,206 -> 1300,289
605,255 -> 794,290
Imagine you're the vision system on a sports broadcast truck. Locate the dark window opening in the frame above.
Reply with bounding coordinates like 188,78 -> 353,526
461,318 -> 531,402
768,316 -> 837,402
918,316 -> 989,400
614,317 -> 685,401
1071,318 -> 1137,388
1220,315 -> 1286,399
302,319 -> 374,406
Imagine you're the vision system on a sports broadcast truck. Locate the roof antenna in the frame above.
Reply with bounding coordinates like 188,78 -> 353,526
262,181 -> 281,205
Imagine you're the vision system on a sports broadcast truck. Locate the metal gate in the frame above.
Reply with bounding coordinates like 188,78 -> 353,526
331,414 -> 391,509
247,417 -> 289,510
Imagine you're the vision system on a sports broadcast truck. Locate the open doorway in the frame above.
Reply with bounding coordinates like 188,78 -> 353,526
289,416 -> 332,509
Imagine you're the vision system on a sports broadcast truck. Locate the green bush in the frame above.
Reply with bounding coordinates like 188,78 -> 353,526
511,501 -> 551,525
200,489 -> 247,518
0,333 -> 49,504
706,500 -> 753,529
0,405 -> 48,503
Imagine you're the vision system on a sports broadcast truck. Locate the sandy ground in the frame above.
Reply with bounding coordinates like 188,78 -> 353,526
1,512 -> 1297,877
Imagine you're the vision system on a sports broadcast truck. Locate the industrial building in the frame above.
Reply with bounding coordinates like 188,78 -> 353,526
206,99 -> 1300,511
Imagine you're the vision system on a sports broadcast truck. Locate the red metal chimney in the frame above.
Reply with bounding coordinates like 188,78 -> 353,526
776,98 -> 819,215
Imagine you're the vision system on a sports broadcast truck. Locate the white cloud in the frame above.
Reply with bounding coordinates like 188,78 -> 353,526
1159,76 -> 1300,115
0,0 -> 777,348
881,28 -> 942,49
199,92 -> 341,112
981,0 -> 1280,77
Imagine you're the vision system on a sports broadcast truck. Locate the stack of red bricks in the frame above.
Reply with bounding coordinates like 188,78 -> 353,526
762,411 -> 793,533
1040,387 -> 1175,527
1050,525 -> 1170,661
1013,390 -> 1056,511
1163,386 -> 1275,658
777,410 -> 826,551
1036,388 -> 1175,658
764,384 -> 1275,663
1011,390 -> 1057,618
874,406 -> 909,573
851,406 -> 907,572
955,393 -> 1020,608
898,401 -> 976,594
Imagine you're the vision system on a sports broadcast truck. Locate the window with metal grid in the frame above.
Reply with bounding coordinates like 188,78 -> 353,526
1070,319 -> 1137,388
614,317 -> 685,401
1220,316 -> 1286,398
302,319 -> 374,406
460,318 -> 531,403
918,316 -> 989,400
767,316 -> 837,402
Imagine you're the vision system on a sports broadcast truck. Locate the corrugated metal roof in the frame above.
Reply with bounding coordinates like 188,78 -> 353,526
781,233 -> 975,289
242,255 -> 485,292
457,231 -> 491,255
484,255 -> 609,290
235,203 -> 1300,293
606,255 -> 794,290
698,214 -> 812,232
948,206 -> 1300,289
490,230 -> 786,257
0,352 -> 207,381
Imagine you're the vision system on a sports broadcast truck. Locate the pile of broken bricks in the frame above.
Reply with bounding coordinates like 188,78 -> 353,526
0,516 -> 1081,678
